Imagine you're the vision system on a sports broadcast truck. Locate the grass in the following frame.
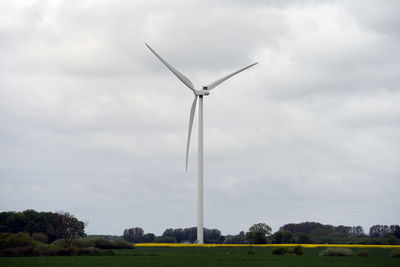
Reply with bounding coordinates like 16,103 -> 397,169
0,246 -> 399,266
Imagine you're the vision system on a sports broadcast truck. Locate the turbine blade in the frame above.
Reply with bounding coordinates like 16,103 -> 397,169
186,96 -> 198,171
145,43 -> 196,92
205,62 -> 258,90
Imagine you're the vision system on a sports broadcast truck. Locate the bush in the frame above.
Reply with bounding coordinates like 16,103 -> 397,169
76,247 -> 108,256
271,246 -> 303,256
74,238 -> 133,249
0,248 -> 16,257
0,233 -> 36,250
0,238 -> 117,257
32,233 -> 48,244
0,246 -> 40,257
41,248 -> 57,256
76,248 -> 93,255
112,240 -> 133,249
16,246 -> 40,257
319,247 -> 354,256
55,248 -> 76,256
356,250 -> 369,257
51,239 -> 67,248
93,238 -> 113,249
271,247 -> 288,255
292,246 -> 303,255
391,248 -> 400,258
71,239 -> 90,248
91,238 -> 133,249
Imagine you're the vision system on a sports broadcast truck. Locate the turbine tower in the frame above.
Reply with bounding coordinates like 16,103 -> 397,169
146,43 -> 257,244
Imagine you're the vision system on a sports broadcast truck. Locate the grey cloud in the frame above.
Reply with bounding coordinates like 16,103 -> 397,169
1,0 -> 399,235
345,0 -> 400,37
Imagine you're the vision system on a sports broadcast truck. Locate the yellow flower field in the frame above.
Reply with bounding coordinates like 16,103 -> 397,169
135,243 -> 400,248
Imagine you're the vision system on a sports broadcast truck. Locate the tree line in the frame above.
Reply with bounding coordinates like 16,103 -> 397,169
123,222 -> 400,245
0,210 -> 85,246
1,210 -> 399,245
123,227 -> 224,244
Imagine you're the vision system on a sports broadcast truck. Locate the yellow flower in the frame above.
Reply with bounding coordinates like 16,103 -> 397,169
135,243 -> 400,248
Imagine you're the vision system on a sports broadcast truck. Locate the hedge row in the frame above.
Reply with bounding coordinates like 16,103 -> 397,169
0,246 -> 115,257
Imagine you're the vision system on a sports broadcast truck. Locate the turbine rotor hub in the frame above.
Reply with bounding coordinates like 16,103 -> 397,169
195,89 -> 209,96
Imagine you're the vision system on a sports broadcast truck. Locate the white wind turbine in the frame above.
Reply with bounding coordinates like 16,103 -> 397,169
146,43 -> 257,244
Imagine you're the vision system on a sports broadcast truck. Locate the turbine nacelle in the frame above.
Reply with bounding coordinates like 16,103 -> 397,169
194,89 -> 209,96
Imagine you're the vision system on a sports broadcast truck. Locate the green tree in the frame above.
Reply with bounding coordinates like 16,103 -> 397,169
295,232 -> 312,244
369,225 -> 390,237
123,227 -> 144,243
154,236 -> 176,243
279,222 -> 324,234
349,226 -> 364,237
224,231 -> 246,244
142,233 -> 155,243
0,210 -> 85,244
204,228 -> 223,243
0,212 -> 25,233
52,212 -> 86,247
390,225 -> 400,239
272,230 -> 293,244
245,223 -> 272,244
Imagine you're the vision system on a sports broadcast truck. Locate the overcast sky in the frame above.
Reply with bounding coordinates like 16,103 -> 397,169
1,0 -> 399,236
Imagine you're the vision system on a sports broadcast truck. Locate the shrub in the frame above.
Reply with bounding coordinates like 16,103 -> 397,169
292,246 -> 303,255
55,248 -> 76,256
32,233 -> 48,244
319,247 -> 354,256
391,248 -> 400,258
271,246 -> 303,256
0,241 -> 117,257
42,248 -> 57,256
77,248 -> 93,255
72,239 -> 91,248
76,247 -> 104,256
0,246 -> 40,257
51,239 -> 67,248
112,240 -> 133,249
356,250 -> 369,257
0,248 -> 16,257
271,247 -> 288,255
93,238 -> 113,249
15,246 -> 40,257
75,238 -> 133,249
42,247 -> 115,256
0,233 -> 36,250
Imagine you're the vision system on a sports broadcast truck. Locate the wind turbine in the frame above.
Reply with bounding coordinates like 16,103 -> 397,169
146,43 -> 257,244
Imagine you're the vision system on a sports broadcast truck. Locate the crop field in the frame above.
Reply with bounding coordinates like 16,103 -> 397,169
0,245 -> 399,267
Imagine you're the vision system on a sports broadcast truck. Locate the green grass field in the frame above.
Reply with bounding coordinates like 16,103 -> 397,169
0,246 -> 399,267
